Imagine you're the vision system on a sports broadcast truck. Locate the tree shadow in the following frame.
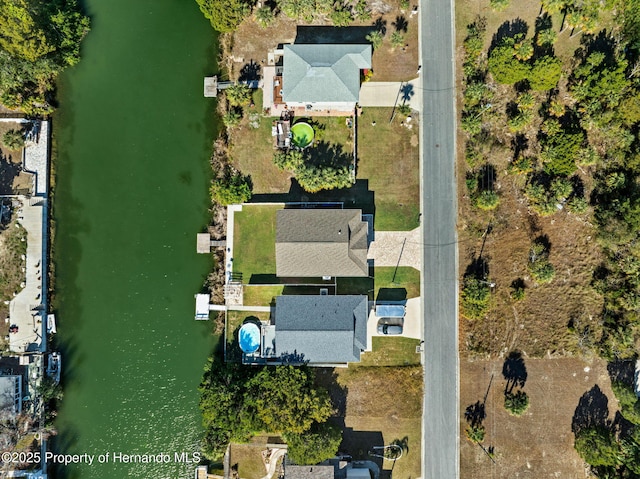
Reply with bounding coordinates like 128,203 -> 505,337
532,234 -> 552,254
490,18 -> 529,52
400,83 -> 415,104
534,12 -> 553,32
511,278 -> 525,291
464,255 -> 489,280
238,60 -> 261,82
512,134 -> 529,159
574,30 -> 617,65
607,360 -> 636,386
569,174 -> 585,199
464,400 -> 486,427
392,15 -> 408,33
315,368 -> 348,418
572,385 -> 611,434
372,17 -> 387,35
0,153 -> 22,195
307,140 -> 353,168
391,436 -> 409,454
477,164 -> 497,192
502,350 -> 527,394
376,288 -> 407,302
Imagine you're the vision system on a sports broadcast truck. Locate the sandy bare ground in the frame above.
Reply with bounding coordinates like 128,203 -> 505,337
460,357 -> 617,479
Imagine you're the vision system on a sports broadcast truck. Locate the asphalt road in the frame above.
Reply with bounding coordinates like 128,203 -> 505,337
419,0 -> 459,475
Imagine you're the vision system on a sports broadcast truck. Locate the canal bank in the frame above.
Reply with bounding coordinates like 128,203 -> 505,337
51,1 -> 219,478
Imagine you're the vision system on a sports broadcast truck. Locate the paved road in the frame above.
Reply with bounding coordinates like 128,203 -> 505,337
419,0 -> 459,475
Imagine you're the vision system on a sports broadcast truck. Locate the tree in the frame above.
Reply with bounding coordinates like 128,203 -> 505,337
529,56 -> 562,91
2,129 -> 24,150
514,38 -> 534,61
254,6 -> 274,27
225,84 -> 252,107
488,44 -> 529,84
210,171 -> 252,205
461,277 -> 491,319
390,31 -> 405,49
504,390 -> 529,416
284,423 -> 342,465
245,366 -> 333,434
366,30 -> 384,50
536,28 -> 557,46
330,8 -> 352,27
196,0 -> 251,33
574,426 -> 621,467
540,0 -> 565,15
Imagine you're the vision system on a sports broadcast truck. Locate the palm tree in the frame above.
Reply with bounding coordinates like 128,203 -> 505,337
2,129 -> 24,150
254,6 -> 274,28
225,84 -> 252,107
540,0 -> 565,15
365,30 -> 384,50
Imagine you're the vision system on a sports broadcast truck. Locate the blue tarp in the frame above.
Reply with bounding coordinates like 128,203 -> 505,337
375,304 -> 405,318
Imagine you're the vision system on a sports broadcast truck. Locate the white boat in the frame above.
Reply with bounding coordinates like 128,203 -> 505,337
47,314 -> 57,334
46,352 -> 61,384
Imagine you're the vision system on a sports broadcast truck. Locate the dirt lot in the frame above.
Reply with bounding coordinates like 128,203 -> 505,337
461,357 -> 617,479
317,366 -> 422,479
455,0 -> 607,358
227,0 -> 418,82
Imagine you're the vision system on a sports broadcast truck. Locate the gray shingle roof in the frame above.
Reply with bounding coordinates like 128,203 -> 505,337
276,209 -> 369,277
275,295 -> 369,364
282,44 -> 372,103
285,465 -> 334,479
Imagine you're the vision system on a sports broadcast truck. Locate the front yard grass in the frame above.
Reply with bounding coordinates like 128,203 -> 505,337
358,337 -> 421,367
336,267 -> 420,300
357,108 -> 420,231
232,204 -> 282,282
317,366 -> 423,479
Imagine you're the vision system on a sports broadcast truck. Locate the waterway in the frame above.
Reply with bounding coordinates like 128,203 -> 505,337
51,1 -> 219,477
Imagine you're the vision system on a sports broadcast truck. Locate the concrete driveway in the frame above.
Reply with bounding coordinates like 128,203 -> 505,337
365,297 -> 422,351
367,227 -> 421,270
359,78 -> 422,112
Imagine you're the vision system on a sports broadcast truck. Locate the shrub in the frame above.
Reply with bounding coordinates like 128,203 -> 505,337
567,196 -> 588,214
528,242 -> 555,283
223,110 -> 242,128
574,426 -> 622,467
504,390 -> 529,416
210,171 -> 252,205
461,277 -> 491,319
475,190 -> 500,210
507,156 -> 533,175
2,129 -> 24,150
529,56 -> 562,91
466,424 -> 485,443
510,284 -> 525,301
488,45 -> 530,84
490,0 -> 510,11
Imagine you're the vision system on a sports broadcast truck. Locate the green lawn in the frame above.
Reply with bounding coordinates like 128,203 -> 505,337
357,108 -> 420,231
243,285 -> 284,306
232,204 -> 282,282
230,89 -> 292,193
374,266 -> 421,300
336,267 -> 420,300
358,337 -> 422,367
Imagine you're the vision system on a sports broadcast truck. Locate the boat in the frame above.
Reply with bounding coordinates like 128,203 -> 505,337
46,314 -> 56,334
46,352 -> 61,384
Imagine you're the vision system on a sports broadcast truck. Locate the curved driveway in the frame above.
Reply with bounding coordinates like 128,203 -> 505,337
419,0 -> 459,476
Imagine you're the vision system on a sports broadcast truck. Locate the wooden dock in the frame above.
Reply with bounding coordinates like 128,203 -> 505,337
197,233 -> 226,253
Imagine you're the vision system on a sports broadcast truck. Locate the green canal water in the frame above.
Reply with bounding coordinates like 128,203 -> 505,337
52,1 -> 219,477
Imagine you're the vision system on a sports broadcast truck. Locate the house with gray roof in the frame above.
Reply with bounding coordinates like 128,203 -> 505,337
285,465 -> 335,479
276,209 -> 369,278
245,295 -> 369,366
281,44 -> 371,114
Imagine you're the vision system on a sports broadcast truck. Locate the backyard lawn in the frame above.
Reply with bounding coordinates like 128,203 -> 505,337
232,204 -> 282,282
357,108 -> 420,231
